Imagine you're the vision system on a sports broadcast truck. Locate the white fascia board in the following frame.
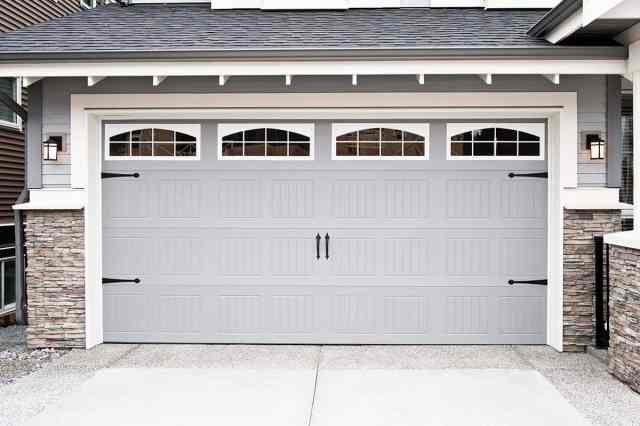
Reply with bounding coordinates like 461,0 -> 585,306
545,9 -> 584,44
1,59 -> 628,79
563,188 -> 630,210
485,0 -> 560,8
583,0 -> 626,26
263,0 -> 347,9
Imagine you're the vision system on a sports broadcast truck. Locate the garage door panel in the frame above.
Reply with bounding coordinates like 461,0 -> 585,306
103,127 -> 547,344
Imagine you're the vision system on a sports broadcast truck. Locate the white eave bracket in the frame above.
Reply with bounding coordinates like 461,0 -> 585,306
544,74 -> 561,85
153,76 -> 167,86
478,73 -> 493,85
22,77 -> 43,87
219,75 -> 230,86
87,76 -> 106,87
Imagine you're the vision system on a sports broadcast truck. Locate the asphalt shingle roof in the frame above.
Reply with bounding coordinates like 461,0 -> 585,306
0,3 -> 556,56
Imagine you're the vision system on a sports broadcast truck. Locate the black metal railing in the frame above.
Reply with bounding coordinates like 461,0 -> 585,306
594,235 -> 609,349
0,244 -> 16,315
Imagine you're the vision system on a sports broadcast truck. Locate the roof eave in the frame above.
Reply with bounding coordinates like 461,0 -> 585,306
528,0 -> 583,38
0,45 -> 628,62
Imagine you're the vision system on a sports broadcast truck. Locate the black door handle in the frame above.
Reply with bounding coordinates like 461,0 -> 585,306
325,234 -> 330,260
508,172 -> 548,179
316,234 -> 321,260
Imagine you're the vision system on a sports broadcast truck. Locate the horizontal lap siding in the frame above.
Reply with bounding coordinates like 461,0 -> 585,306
0,127 -> 24,225
0,1 -> 81,33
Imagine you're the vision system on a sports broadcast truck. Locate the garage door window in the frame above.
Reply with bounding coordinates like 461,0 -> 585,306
218,124 -> 314,160
105,124 -> 200,160
332,124 -> 429,160
447,123 -> 545,160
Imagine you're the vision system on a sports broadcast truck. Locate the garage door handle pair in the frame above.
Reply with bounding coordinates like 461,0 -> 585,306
316,234 -> 330,260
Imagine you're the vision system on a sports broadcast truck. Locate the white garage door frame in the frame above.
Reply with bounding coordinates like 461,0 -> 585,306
69,91 -> 578,351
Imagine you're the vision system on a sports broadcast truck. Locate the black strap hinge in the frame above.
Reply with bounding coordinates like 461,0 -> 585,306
102,172 -> 140,179
508,172 -> 548,179
509,279 -> 548,286
102,277 -> 141,285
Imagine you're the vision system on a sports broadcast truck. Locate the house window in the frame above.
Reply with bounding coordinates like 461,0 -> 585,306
218,124 -> 314,160
105,124 -> 200,160
332,124 -> 429,160
0,77 -> 21,129
447,123 -> 545,160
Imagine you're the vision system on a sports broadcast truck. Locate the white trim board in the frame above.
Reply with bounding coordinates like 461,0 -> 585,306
69,91 -> 579,351
0,59 -> 628,79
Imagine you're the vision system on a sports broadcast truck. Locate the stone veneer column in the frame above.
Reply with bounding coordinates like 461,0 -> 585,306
24,210 -> 85,348
608,245 -> 640,393
563,209 -> 621,352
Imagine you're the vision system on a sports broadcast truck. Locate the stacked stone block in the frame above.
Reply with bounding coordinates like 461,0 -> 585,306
563,209 -> 621,352
24,210 -> 85,348
608,245 -> 640,394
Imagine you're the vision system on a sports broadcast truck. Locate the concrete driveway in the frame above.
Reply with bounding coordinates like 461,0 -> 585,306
1,345 -> 639,426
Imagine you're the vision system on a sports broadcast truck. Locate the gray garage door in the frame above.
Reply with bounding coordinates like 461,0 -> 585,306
102,121 -> 547,344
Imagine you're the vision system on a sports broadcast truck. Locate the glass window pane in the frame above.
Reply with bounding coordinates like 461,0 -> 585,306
132,129 -> 153,142
473,128 -> 495,141
336,131 -> 357,142
359,142 -> 380,156
451,131 -> 472,142
176,132 -> 196,142
267,129 -> 287,142
289,132 -> 311,142
496,128 -> 517,141
132,143 -> 153,156
154,129 -> 174,142
222,142 -> 243,156
474,142 -> 494,156
0,78 -> 16,124
154,143 -> 174,157
222,131 -> 244,142
267,143 -> 287,156
245,129 -> 266,142
381,142 -> 402,156
245,142 -> 266,156
519,131 -> 540,142
496,142 -> 517,156
381,128 -> 402,142
289,143 -> 311,157
176,143 -> 197,157
110,132 -> 130,142
519,143 -> 541,156
3,260 -> 15,306
403,142 -> 425,157
109,143 -> 130,157
451,142 -> 472,156
403,131 -> 425,142
336,142 -> 357,156
359,128 -> 380,142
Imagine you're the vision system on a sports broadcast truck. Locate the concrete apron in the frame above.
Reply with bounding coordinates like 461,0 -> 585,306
25,368 -> 588,426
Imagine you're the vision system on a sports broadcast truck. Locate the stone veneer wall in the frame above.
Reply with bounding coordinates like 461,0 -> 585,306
24,210 -> 85,348
608,245 -> 640,393
563,209 -> 621,352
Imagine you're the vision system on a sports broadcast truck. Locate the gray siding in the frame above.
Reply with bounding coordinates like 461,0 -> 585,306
37,75 -> 607,188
